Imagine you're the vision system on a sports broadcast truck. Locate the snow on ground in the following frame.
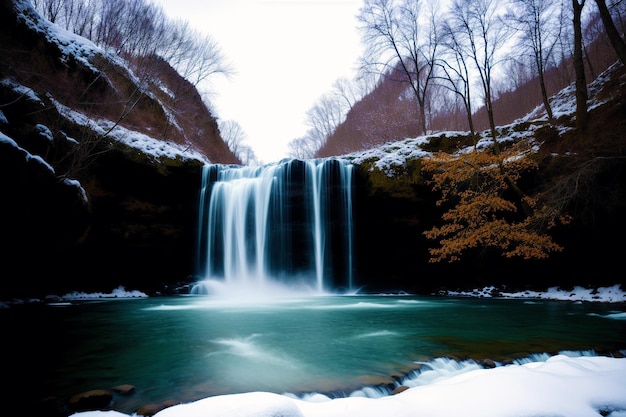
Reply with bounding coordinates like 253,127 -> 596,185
49,97 -> 210,164
0,131 -> 55,173
96,119 -> 211,164
60,286 -> 148,300
341,62 -> 625,176
5,0 -> 210,168
342,136 -> 433,174
70,354 -> 626,417
13,0 -> 102,73
446,284 -> 626,303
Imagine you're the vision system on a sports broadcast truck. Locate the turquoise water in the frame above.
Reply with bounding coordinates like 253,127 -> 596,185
4,294 -> 626,414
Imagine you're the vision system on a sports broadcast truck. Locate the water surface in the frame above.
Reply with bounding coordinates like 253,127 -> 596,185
4,294 -> 625,414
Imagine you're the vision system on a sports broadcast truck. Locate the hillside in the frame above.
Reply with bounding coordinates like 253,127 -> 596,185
342,59 -> 626,292
318,16 -> 620,159
0,0 -> 238,165
0,0 -> 239,297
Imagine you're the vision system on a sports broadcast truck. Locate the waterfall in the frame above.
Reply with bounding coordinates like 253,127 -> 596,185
193,158 -> 355,295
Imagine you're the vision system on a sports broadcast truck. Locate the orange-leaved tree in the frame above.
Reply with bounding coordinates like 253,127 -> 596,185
421,139 -> 569,262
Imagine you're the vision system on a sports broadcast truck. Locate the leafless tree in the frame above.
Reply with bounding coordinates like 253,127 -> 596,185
287,135 -> 319,160
573,0 -> 589,132
357,0 -> 441,135
160,22 -> 233,89
437,17 -> 477,138
594,0 -> 626,65
32,0 -> 233,93
306,93 -> 346,148
237,144 -> 258,166
331,76 -> 370,112
507,0 -> 564,121
32,0 -> 64,23
66,0 -> 98,39
218,119 -> 247,158
447,0 -> 514,151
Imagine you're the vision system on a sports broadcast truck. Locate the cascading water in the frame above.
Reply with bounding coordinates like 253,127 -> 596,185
193,158 -> 355,296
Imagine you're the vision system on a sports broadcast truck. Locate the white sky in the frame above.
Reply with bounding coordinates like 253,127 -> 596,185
153,0 -> 364,164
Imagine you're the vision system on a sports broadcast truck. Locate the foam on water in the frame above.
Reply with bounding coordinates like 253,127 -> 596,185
191,277 -> 326,302
589,311 -> 626,320
402,357 -> 483,388
307,301 -> 399,310
208,334 -> 300,369
354,330 -> 399,339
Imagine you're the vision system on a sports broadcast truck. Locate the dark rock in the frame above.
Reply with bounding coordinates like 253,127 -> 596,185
136,400 -> 178,416
391,385 -> 410,395
112,384 -> 136,395
480,359 -> 497,368
67,389 -> 112,411
136,403 -> 165,416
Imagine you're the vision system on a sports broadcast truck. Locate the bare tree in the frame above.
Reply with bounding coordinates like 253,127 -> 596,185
306,92 -> 346,148
166,26 -> 233,88
437,17 -> 477,139
287,135 -> 319,159
33,0 -> 64,23
573,0 -> 589,132
507,0 -> 564,121
447,0 -> 514,151
594,0 -> 626,65
218,120 -> 246,158
66,0 -> 98,39
32,0 -> 233,94
331,77 -> 365,112
237,144 -> 258,166
357,0 -> 441,135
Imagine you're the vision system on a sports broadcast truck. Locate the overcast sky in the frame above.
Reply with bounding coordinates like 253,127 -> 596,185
153,0 -> 364,164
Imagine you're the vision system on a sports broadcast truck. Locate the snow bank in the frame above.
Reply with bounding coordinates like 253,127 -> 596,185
447,284 -> 626,303
61,286 -> 148,300
70,355 -> 626,417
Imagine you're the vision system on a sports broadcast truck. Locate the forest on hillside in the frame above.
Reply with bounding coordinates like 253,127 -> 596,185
20,0 -> 243,163
27,0 -> 626,163
281,0 -> 626,159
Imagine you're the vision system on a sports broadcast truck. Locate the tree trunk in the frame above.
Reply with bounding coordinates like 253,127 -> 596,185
417,95 -> 428,135
594,0 -> 626,66
485,92 -> 500,154
538,67 -> 554,121
573,0 -> 589,133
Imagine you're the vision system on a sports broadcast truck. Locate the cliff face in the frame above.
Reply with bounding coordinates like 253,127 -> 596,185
0,0 -> 234,297
349,62 -> 626,294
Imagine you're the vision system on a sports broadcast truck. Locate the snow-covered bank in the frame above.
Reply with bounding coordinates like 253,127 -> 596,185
445,284 -> 626,303
3,284 -> 624,308
0,286 -> 149,308
71,354 -> 626,417
60,286 -> 148,300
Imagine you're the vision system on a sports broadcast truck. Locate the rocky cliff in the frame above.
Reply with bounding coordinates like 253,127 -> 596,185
0,0 -> 236,298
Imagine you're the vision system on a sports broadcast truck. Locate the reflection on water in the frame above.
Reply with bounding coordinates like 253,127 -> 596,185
3,295 -> 625,414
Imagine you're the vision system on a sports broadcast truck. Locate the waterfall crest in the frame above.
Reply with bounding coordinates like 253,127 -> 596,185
193,158 -> 354,296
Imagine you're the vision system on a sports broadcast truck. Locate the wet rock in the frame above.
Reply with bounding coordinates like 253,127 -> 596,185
391,385 -> 410,395
68,389 -> 112,411
136,400 -> 178,416
481,358 -> 497,368
112,384 -> 136,395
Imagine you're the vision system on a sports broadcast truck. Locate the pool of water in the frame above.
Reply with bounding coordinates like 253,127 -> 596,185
4,294 -> 626,414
